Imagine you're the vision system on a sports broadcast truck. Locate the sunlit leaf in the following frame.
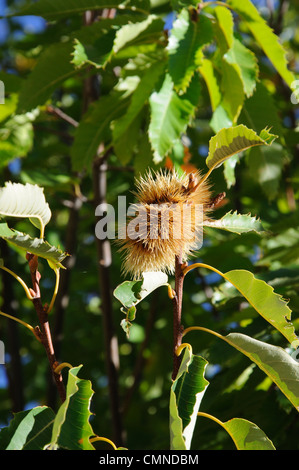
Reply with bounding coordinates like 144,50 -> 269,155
227,0 -> 295,87
0,182 -> 51,234
149,73 -> 200,163
0,225 -> 68,269
223,269 -> 299,348
224,38 -> 259,97
168,9 -> 213,93
48,365 -> 95,450
222,333 -> 299,412
170,347 -> 209,450
206,124 -> 277,173
113,271 -> 168,309
204,211 -> 264,235
197,415 -> 275,450
0,407 -> 55,450
199,58 -> 221,111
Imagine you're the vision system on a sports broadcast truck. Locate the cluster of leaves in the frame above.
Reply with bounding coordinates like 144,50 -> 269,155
0,0 -> 298,451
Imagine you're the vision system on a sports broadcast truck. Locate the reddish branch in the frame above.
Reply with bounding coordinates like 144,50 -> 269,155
26,253 -> 66,403
172,255 -> 186,380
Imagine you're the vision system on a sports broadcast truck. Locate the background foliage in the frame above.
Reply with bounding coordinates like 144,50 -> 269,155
0,0 -> 298,450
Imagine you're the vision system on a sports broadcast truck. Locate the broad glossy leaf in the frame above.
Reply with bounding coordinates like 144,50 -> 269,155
168,9 -> 213,93
0,222 -> 14,238
214,5 -> 234,50
0,406 -> 55,450
222,333 -> 299,412
48,365 -> 95,450
149,73 -> 200,163
0,182 -> 51,233
114,271 -> 168,309
224,38 -> 259,97
17,41 -> 76,113
206,124 -> 277,172
17,20 -> 124,112
71,91 -> 129,172
199,58 -> 221,111
223,269 -> 299,348
112,14 -> 164,56
204,416 -> 276,450
1,225 -> 68,269
227,0 -> 295,87
112,59 -> 166,162
170,348 -> 209,450
8,0 -> 150,20
204,211 -> 264,234
247,142 -> 286,201
241,82 -> 284,139
219,61 -> 245,123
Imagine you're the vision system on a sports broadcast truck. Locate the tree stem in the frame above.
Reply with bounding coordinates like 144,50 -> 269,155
27,253 -> 66,403
172,255 -> 185,380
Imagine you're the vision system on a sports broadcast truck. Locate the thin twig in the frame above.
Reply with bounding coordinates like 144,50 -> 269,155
46,105 -> 79,128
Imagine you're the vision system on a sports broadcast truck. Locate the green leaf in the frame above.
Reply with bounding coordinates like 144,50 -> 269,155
240,81 -> 284,139
148,73 -> 200,163
206,124 -> 277,173
227,0 -> 295,87
168,9 -> 213,93
8,0 -> 150,20
224,37 -> 259,97
48,365 -> 95,450
204,211 -> 265,234
0,222 -> 15,238
223,269 -> 299,348
17,41 -> 76,113
1,226 -> 68,269
113,271 -> 168,309
198,415 -> 275,450
222,418 -> 275,450
247,142 -> 286,201
0,182 -> 51,234
199,58 -> 221,112
214,5 -> 234,50
0,113 -> 34,166
222,333 -> 299,412
112,59 -> 166,163
112,14 -> 164,57
71,31 -> 115,69
219,60 -> 245,123
70,91 -> 129,172
0,406 -> 55,450
170,348 -> 209,450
